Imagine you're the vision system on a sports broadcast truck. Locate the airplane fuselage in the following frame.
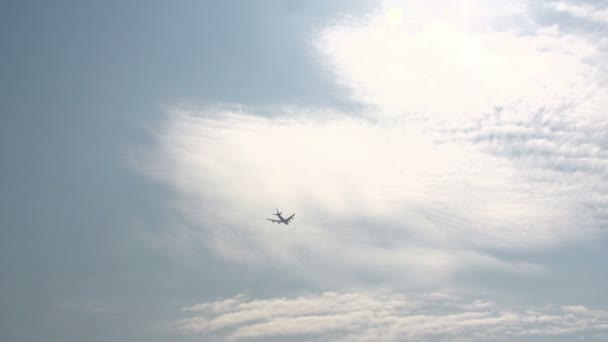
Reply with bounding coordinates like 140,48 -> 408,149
267,210 -> 295,225
276,213 -> 288,224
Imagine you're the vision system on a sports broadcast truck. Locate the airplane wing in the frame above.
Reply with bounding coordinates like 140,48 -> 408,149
285,213 -> 295,222
267,218 -> 281,223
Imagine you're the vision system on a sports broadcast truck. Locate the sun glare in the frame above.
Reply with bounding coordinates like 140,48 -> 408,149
386,6 -> 404,25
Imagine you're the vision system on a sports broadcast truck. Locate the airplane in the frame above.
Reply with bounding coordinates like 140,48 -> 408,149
267,209 -> 295,225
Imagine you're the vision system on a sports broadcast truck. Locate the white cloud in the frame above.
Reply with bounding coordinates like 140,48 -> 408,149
444,108 -> 608,228
316,0 -> 601,121
143,108 -> 573,283
139,0 -> 608,286
550,1 -> 608,24
168,291 -> 608,341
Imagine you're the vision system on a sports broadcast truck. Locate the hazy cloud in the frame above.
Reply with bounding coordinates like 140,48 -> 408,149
316,0 -> 602,121
550,1 -> 608,24
139,0 -> 607,291
142,108 -> 567,284
169,290 -> 608,341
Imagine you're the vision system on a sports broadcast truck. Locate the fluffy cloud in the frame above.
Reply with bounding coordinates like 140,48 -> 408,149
168,290 -> 608,341
316,0 -> 602,121
144,108 -> 563,283
140,0 -> 608,286
445,108 -> 608,228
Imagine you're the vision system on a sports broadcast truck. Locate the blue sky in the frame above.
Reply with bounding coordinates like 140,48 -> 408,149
2,1 -> 608,341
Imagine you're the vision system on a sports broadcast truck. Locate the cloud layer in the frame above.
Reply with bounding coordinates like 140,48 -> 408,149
145,108 -> 563,284
169,290 -> 608,341
550,1 -> 608,24
139,2 -> 608,340
141,0 -> 608,286
316,0 -> 604,121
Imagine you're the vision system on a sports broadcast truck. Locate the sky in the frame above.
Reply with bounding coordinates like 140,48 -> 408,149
1,0 -> 608,341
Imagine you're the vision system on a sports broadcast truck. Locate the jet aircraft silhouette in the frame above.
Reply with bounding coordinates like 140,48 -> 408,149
267,209 -> 295,225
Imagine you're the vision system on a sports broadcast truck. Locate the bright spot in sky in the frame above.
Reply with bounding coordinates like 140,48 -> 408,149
386,6 -> 404,25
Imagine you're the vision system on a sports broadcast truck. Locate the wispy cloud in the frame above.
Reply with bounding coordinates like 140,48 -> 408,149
444,108 -> 608,228
550,1 -> 608,24
142,108 -> 560,284
138,0 -> 608,287
316,0 -> 601,121
168,290 -> 608,341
